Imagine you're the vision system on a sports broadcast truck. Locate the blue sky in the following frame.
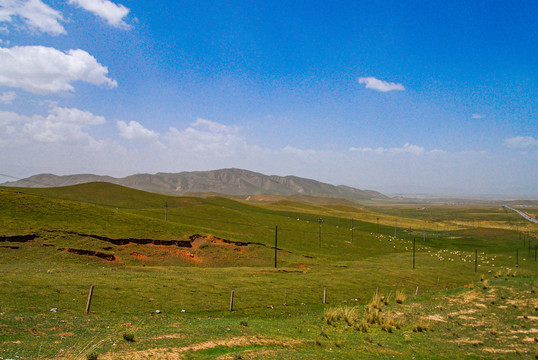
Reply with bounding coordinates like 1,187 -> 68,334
0,0 -> 537,196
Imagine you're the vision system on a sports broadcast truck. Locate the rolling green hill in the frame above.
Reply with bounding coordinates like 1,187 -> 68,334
0,183 -> 536,359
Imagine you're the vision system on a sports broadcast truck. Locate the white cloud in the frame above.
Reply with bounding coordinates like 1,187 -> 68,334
350,143 -> 425,155
472,114 -> 485,119
68,0 -> 130,29
0,46 -> 117,94
504,136 -> 538,149
358,77 -> 405,92
0,0 -> 65,35
0,105 -> 105,147
117,120 -> 159,143
0,90 -> 15,103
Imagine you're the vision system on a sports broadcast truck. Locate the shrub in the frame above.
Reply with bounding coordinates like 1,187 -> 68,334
86,352 -> 98,360
123,332 -> 135,342
240,320 -> 248,327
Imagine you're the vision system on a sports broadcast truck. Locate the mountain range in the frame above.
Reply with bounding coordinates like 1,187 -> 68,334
1,168 -> 387,201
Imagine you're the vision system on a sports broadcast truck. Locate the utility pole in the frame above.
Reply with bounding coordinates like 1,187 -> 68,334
165,202 -> 168,221
318,217 -> 323,248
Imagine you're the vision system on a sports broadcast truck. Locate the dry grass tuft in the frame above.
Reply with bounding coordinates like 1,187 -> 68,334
354,318 -> 369,333
395,290 -> 406,304
324,307 -> 342,326
381,315 -> 395,333
413,319 -> 431,332
342,306 -> 360,326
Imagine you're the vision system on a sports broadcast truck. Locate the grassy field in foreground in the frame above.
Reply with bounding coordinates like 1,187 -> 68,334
0,183 -> 537,359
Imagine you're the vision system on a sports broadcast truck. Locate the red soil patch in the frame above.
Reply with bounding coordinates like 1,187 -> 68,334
130,251 -> 150,261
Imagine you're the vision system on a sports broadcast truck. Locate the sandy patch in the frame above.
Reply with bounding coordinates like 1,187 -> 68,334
449,290 -> 482,305
101,336 -> 301,360
426,314 -> 446,323
217,349 -> 282,359
152,333 -> 185,340
450,338 -> 483,345
482,348 -> 516,353
509,328 -> 538,334
448,309 -> 477,317
506,299 -> 527,307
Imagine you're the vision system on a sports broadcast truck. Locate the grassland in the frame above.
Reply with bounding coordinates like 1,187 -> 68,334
0,183 -> 537,359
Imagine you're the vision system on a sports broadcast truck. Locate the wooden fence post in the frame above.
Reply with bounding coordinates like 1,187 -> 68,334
229,290 -> 234,312
284,288 -> 287,306
274,226 -> 278,269
475,249 -> 477,273
85,285 -> 94,314
323,287 -> 327,304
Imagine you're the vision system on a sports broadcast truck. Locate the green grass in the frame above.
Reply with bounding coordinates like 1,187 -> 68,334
0,183 -> 536,359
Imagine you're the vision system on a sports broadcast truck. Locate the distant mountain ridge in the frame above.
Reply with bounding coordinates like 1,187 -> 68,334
1,168 -> 387,201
